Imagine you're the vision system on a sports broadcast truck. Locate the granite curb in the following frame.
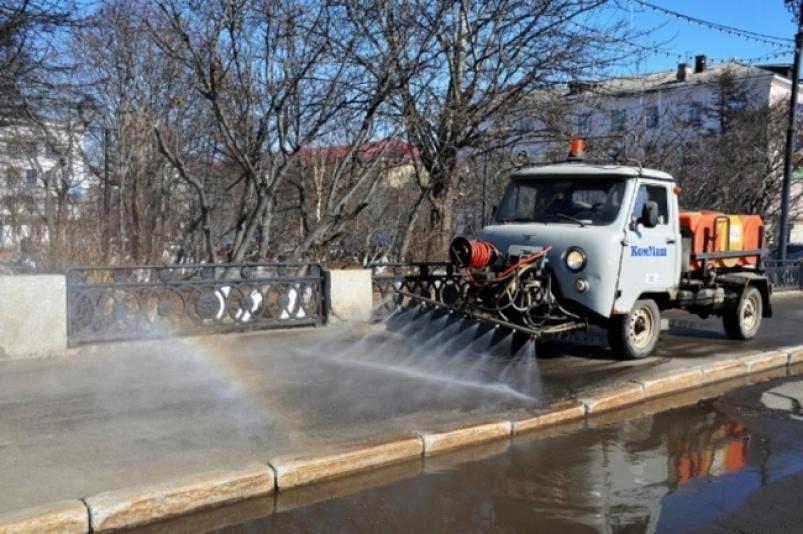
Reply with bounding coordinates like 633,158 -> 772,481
6,345 -> 803,532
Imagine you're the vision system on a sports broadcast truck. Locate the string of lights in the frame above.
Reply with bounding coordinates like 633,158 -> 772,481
572,16 -> 793,73
570,20 -> 689,62
634,1 -> 793,48
709,49 -> 794,65
574,20 -> 792,67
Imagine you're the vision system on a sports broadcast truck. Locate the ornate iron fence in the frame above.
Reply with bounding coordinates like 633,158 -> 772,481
66,263 -> 327,346
370,263 -> 469,319
764,260 -> 803,291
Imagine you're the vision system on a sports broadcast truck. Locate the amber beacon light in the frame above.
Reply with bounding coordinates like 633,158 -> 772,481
568,137 -> 585,159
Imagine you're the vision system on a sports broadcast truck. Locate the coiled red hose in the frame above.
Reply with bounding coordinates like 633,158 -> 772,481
450,237 -> 498,268
467,240 -> 496,268
465,246 -> 552,288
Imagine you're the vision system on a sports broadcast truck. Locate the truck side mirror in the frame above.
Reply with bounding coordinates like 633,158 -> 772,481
490,205 -> 497,221
641,201 -> 659,228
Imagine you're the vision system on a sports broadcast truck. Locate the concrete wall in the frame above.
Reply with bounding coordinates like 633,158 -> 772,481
327,269 -> 373,322
0,275 -> 66,359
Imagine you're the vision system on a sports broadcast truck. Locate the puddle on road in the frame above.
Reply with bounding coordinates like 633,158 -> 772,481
133,374 -> 803,534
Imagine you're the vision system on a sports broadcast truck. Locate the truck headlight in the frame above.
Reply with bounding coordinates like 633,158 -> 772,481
565,247 -> 587,272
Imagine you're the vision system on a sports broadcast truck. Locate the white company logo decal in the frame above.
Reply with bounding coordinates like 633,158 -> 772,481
630,245 -> 668,257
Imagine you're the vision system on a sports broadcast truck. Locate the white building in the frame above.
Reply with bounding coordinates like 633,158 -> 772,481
521,56 -> 803,243
0,118 -> 90,259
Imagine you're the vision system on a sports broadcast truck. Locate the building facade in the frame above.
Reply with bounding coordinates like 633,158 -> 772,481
0,119 -> 89,260
523,56 -> 803,244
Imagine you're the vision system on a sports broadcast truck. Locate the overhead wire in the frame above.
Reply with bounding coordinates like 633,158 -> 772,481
635,0 -> 793,48
602,2 -> 796,67
710,48 -> 794,65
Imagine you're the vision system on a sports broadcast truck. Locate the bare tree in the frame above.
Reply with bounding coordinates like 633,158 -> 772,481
0,0 -> 653,269
0,1 -> 88,269
342,0 -> 636,259
70,1 -> 197,265
146,0 -> 403,263
0,0 -> 75,117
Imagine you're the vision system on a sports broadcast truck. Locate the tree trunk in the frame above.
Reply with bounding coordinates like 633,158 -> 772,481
398,190 -> 426,262
43,172 -> 57,268
258,201 -> 273,259
428,182 -> 457,261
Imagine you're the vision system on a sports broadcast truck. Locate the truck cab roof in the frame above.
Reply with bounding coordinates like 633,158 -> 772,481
511,161 -> 675,182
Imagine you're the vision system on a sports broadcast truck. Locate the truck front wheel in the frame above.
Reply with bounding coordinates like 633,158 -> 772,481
723,286 -> 762,340
608,299 -> 661,359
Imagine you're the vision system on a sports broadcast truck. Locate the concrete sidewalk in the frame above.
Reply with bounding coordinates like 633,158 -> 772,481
2,294 -> 803,514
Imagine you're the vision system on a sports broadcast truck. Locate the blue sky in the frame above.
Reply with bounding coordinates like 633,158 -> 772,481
69,0 -> 795,78
603,0 -> 798,76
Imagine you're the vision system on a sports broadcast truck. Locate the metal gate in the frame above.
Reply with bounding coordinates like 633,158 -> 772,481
370,263 -> 469,319
765,260 -> 803,291
66,262 -> 327,346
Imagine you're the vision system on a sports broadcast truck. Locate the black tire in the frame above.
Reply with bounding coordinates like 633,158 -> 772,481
607,299 -> 661,359
723,286 -> 763,340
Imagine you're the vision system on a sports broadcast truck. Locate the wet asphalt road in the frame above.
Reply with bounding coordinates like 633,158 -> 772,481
144,371 -> 803,534
1,293 -> 802,513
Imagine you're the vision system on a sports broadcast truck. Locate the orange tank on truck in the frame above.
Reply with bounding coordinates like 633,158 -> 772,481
679,211 -> 764,271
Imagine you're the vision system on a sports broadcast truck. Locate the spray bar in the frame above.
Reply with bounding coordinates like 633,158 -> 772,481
394,290 -> 587,338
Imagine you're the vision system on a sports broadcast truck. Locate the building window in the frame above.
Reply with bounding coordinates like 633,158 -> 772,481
6,168 -> 20,187
610,110 -> 626,132
23,141 -> 38,158
46,143 -> 61,158
577,113 -> 591,135
645,106 -> 659,128
6,141 -> 21,158
25,169 -> 38,186
726,96 -> 746,110
687,102 -> 703,126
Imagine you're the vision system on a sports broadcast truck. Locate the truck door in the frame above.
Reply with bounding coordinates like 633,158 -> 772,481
615,181 -> 680,311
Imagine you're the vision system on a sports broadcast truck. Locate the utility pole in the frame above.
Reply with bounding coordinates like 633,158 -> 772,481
778,0 -> 803,260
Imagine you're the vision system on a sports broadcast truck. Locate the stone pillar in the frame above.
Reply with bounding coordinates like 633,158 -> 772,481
327,269 -> 374,322
0,275 -> 67,359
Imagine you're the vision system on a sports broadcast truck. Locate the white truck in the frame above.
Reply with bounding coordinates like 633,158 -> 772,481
431,146 -> 772,359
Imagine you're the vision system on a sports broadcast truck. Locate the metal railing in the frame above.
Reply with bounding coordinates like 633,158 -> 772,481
764,260 -> 803,291
369,263 -> 469,319
66,262 -> 327,346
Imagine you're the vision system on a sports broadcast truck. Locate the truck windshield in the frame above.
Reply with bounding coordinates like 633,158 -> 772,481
495,178 -> 626,226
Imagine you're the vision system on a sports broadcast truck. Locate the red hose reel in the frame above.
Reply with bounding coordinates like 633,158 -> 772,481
449,237 -> 498,268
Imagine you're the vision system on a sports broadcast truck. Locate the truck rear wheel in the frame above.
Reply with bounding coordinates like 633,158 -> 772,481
608,299 -> 661,359
723,286 -> 762,340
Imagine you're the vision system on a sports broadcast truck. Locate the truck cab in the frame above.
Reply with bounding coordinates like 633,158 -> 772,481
481,163 -> 681,323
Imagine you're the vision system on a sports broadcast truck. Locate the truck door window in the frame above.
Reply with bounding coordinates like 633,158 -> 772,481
632,184 -> 669,225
